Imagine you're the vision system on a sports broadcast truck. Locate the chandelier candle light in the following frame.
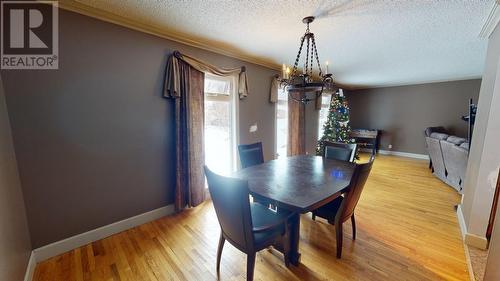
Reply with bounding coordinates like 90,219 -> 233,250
279,16 -> 334,104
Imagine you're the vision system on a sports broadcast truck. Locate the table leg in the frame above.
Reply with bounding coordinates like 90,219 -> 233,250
272,211 -> 301,266
288,213 -> 301,266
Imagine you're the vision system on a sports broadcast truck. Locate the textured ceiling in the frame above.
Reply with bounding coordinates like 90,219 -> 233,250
73,0 -> 494,88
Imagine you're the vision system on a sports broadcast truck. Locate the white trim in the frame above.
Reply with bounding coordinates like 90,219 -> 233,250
57,1 -> 280,71
23,252 -> 37,281
456,205 -> 477,280
377,149 -> 429,160
479,0 -> 500,39
32,204 -> 174,263
361,148 -> 430,160
456,204 -> 489,250
346,76 -> 483,90
232,75 -> 240,171
465,233 -> 489,250
463,244 -> 476,281
457,204 -> 468,240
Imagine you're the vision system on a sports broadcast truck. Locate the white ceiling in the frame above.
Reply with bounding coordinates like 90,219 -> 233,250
73,0 -> 495,88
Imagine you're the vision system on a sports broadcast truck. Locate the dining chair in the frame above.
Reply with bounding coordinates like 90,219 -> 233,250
238,142 -> 265,169
238,142 -> 271,206
204,166 -> 292,281
311,156 -> 374,258
324,141 -> 358,162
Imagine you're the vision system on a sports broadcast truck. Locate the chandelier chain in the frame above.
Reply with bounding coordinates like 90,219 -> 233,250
310,36 -> 314,77
291,35 -> 306,77
311,35 -> 323,76
305,34 -> 310,76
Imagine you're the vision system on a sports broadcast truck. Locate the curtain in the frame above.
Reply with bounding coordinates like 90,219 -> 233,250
164,56 -> 206,211
164,50 -> 249,211
166,51 -> 249,99
287,99 -> 306,156
269,75 -> 322,110
270,75 -> 279,103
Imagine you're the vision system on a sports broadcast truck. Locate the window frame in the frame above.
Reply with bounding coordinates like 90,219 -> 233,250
274,88 -> 288,159
204,73 -> 239,173
318,92 -> 333,140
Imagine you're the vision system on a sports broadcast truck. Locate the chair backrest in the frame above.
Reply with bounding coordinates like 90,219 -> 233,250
336,158 -> 374,222
238,142 -> 264,169
204,166 -> 254,249
324,141 -> 357,162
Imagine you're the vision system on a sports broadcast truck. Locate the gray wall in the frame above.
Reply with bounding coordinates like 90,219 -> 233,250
0,77 -> 32,280
1,10 -> 278,248
346,79 -> 481,154
463,22 -> 500,237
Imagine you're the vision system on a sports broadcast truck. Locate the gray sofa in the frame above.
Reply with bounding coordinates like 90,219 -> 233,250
424,127 -> 469,193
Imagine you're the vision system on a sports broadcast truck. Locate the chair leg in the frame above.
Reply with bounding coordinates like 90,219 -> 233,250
335,223 -> 343,259
351,214 -> 356,240
312,213 -> 316,221
247,252 -> 256,281
216,233 -> 225,273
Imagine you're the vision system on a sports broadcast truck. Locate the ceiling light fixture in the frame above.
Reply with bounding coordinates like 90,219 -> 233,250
280,16 -> 334,104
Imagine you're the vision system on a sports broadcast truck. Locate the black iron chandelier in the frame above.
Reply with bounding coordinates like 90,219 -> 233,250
280,16 -> 334,104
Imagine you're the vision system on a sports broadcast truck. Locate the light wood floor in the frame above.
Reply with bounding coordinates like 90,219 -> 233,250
33,155 -> 469,281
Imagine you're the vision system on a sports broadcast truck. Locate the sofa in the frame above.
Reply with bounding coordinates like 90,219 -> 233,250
424,127 -> 469,193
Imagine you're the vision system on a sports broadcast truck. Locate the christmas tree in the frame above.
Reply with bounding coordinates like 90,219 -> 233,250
316,89 -> 356,156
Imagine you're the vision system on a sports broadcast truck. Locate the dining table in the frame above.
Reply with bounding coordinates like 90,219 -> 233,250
233,155 -> 356,266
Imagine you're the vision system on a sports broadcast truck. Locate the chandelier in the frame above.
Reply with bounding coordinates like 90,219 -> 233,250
280,16 -> 334,104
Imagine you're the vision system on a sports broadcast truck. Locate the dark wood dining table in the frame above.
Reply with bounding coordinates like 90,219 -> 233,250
233,155 -> 356,265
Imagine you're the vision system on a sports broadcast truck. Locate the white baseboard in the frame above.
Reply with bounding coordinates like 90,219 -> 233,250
377,149 -> 429,160
31,204 -> 175,265
361,148 -> 430,160
23,252 -> 37,281
456,204 -> 489,250
457,204 -> 468,240
465,233 -> 489,250
463,244 -> 476,281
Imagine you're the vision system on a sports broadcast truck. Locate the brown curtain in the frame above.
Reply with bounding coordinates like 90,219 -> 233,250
166,51 -> 249,99
164,56 -> 206,211
287,99 -> 306,156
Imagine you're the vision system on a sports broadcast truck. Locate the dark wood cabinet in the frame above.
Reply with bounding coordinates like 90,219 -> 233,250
350,129 -> 380,155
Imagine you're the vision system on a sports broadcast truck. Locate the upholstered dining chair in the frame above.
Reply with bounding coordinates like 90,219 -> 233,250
324,141 -> 358,162
311,156 -> 374,258
238,142 -> 265,169
204,166 -> 292,281
238,142 -> 272,206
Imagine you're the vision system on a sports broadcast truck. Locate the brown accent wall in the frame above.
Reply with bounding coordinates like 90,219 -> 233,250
346,79 -> 481,154
1,10 -> 278,248
0,77 -> 32,280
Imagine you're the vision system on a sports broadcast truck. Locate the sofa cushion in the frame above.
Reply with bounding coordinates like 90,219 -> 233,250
460,142 -> 470,150
430,132 -> 449,140
446,136 -> 467,145
441,141 -> 468,192
424,126 -> 447,137
426,136 -> 447,182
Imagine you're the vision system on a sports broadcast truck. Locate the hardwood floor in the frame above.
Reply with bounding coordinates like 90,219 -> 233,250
33,155 -> 469,281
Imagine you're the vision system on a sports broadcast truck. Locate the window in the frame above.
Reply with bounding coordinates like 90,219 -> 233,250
275,88 -> 288,158
318,93 -> 332,139
204,75 -> 238,176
